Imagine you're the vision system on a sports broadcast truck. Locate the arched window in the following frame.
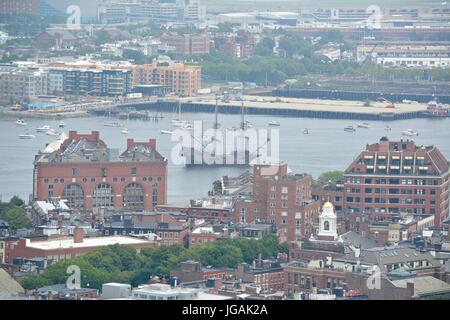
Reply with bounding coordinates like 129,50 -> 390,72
93,183 -> 114,208
62,184 -> 84,208
123,183 -> 145,210
324,220 -> 330,231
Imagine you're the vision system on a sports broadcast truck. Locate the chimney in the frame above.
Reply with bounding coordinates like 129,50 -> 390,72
73,227 -> 84,243
127,138 -> 135,150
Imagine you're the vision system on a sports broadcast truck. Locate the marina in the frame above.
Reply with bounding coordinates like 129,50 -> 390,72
0,113 -> 449,204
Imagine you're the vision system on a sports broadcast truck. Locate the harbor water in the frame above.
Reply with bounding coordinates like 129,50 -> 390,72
0,112 -> 449,204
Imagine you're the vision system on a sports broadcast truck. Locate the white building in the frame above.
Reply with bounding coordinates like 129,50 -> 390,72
317,202 -> 338,241
131,283 -> 201,300
357,43 -> 450,68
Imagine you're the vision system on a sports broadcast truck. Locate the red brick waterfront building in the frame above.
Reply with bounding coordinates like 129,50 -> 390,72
343,137 -> 450,227
33,131 -> 168,211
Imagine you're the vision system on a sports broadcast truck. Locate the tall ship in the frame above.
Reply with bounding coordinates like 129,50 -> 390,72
424,98 -> 448,118
180,99 -> 269,167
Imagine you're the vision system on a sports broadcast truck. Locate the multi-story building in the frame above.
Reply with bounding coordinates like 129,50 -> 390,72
161,33 -> 210,56
132,62 -> 201,96
51,67 -> 132,97
357,43 -> 450,68
344,137 -> 450,227
234,164 -> 321,242
235,259 -> 285,293
170,260 -> 228,283
0,67 -> 48,103
33,131 -> 168,212
97,0 -> 205,24
0,0 -> 41,16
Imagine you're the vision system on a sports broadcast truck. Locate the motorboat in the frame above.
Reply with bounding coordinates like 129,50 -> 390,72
268,121 -> 280,126
401,129 -> 418,136
344,126 -> 356,132
357,122 -> 371,128
303,128 -> 309,134
160,130 -> 174,135
15,119 -> 27,126
103,121 -> 123,127
385,126 -> 392,131
36,125 -> 51,132
46,129 -> 61,136
121,128 -> 129,134
59,121 -> 65,128
19,133 -> 35,139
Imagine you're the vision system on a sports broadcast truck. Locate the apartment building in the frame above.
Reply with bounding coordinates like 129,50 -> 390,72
161,33 -> 210,56
0,67 -> 48,103
344,137 -> 450,227
233,164 -> 321,242
132,62 -> 201,96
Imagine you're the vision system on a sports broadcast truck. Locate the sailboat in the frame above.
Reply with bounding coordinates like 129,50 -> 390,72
172,100 -> 191,128
181,100 -> 266,167
121,128 -> 129,134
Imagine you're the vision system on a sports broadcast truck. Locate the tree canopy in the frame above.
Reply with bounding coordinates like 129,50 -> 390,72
21,235 -> 288,290
0,196 -> 31,230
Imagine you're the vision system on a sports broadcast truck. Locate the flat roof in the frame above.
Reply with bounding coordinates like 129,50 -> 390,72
26,236 -> 152,251
183,95 -> 428,115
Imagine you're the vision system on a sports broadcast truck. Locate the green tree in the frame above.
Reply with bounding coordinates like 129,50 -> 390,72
0,207 -> 31,230
255,37 -> 275,56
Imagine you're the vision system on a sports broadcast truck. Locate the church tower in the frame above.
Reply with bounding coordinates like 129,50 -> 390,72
317,201 -> 338,241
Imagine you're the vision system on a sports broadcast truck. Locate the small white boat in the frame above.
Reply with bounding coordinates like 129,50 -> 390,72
172,120 -> 190,128
268,121 -> 280,126
385,126 -> 392,131
303,128 -> 309,134
59,121 -> 65,128
160,130 -> 174,135
344,125 -> 356,132
401,129 -> 418,136
36,125 -> 51,132
103,121 -> 123,127
19,133 -> 35,139
121,128 -> 129,134
46,129 -> 61,136
16,119 -> 27,126
357,122 -> 371,128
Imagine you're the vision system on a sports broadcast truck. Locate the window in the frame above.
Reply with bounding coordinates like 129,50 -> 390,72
324,220 -> 330,231
62,184 -> 85,208
71,168 -> 77,176
131,167 -> 137,175
152,184 -> 158,207
123,183 -> 145,210
101,168 -> 108,177
93,184 -> 114,208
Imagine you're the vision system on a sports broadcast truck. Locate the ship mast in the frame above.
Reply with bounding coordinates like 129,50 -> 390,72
240,101 -> 245,130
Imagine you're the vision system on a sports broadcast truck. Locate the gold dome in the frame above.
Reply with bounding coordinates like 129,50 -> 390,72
323,201 -> 334,209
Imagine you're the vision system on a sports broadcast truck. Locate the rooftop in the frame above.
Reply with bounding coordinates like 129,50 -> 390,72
25,236 -> 153,251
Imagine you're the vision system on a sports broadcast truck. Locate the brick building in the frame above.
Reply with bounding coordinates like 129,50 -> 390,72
344,137 -> 450,227
170,260 -> 228,284
132,62 -> 201,96
235,259 -> 285,293
161,33 -> 210,56
33,131 -> 168,212
233,164 -> 321,242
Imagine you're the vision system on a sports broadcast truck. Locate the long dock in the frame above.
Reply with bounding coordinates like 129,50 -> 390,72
108,95 -> 430,121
